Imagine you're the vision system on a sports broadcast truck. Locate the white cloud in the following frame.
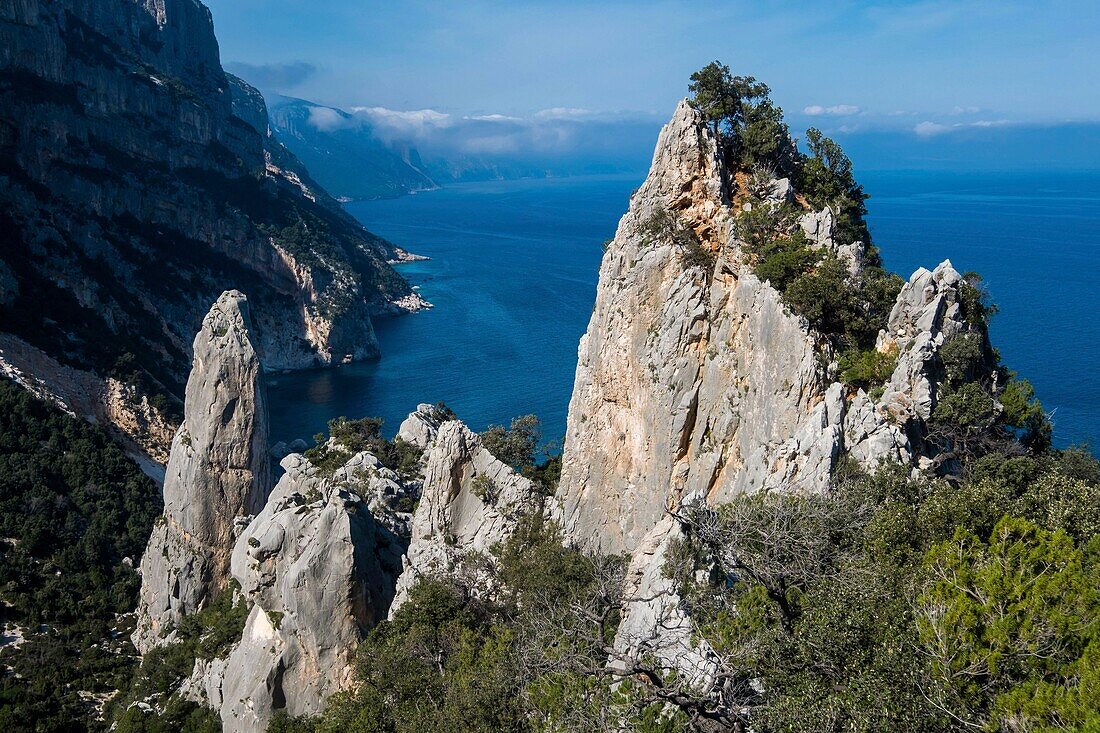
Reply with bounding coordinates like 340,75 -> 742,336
804,104 -> 861,116
353,107 -> 452,127
533,107 -> 594,120
344,107 -> 454,143
467,113 -> 523,122
914,121 -> 950,137
950,105 -> 981,115
307,106 -> 352,132
915,118 -> 1012,137
291,101 -> 664,167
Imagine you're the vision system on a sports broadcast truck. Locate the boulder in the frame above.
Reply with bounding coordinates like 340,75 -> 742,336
397,403 -> 446,449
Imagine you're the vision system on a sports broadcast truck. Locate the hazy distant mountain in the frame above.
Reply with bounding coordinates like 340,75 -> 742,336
262,96 -> 659,199
267,96 -> 439,200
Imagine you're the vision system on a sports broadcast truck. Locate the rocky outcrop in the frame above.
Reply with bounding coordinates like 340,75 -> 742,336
397,403 -> 447,448
130,293 -> 413,728
133,291 -> 271,653
0,0 -> 423,415
555,101 -> 981,557
799,208 -> 865,276
194,451 -> 404,732
878,261 -> 975,424
610,517 -> 718,689
557,100 -> 842,554
392,420 -> 542,611
554,100 -> 985,682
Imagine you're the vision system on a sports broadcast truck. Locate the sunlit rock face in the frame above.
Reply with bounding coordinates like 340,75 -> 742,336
557,100 -> 846,555
391,419 -> 542,614
134,290 -> 271,653
553,100 -> 981,677
198,451 -> 404,732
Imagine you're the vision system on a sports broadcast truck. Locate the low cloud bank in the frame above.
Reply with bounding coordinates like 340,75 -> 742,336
291,101 -> 662,173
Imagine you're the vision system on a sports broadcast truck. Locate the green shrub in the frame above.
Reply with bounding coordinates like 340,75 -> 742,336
753,241 -> 818,292
672,448 -> 1100,733
638,209 -> 714,271
481,415 -> 541,470
733,201 -> 795,253
113,698 -> 221,733
839,346 -> 899,389
999,377 -> 1051,448
782,255 -> 861,337
939,332 -> 984,385
958,271 -> 998,327
471,474 -> 498,505
797,127 -> 870,247
933,381 -> 998,432
306,416 -> 424,477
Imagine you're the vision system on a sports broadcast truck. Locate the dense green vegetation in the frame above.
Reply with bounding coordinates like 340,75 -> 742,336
109,590 -> 246,732
0,379 -> 161,730
688,61 -> 906,370
669,446 -> 1100,733
274,442 -> 1100,733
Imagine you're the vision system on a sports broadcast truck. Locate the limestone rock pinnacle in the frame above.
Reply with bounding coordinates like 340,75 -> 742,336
133,290 -> 271,653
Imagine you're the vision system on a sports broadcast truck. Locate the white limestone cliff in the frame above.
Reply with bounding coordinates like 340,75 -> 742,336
553,100 -> 981,681
133,290 -> 271,653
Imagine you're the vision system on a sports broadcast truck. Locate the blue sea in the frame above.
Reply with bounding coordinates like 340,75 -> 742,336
268,171 -> 1099,451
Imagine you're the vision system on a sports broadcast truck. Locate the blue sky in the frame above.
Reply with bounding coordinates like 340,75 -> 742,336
206,0 -> 1100,169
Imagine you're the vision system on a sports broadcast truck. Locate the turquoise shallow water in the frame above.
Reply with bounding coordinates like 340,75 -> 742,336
268,171 -> 1099,451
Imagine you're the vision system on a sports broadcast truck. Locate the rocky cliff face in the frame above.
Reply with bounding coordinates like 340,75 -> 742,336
554,101 -> 983,674
556,101 -> 975,556
0,332 -> 176,474
134,290 -> 271,653
266,95 -> 439,202
0,0 -> 424,433
392,419 -> 542,612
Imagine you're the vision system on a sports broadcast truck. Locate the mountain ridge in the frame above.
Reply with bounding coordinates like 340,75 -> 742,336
0,0 -> 427,463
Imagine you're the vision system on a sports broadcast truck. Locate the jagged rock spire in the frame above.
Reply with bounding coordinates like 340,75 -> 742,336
133,290 -> 271,653
553,100 -> 989,684
391,419 -> 542,613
